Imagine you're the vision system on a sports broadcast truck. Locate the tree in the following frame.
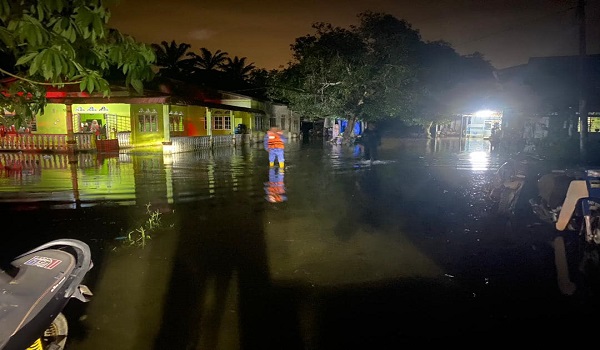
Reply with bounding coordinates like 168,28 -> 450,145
187,48 -> 228,71
0,0 -> 156,126
151,40 -> 193,80
410,42 -> 498,137
269,12 -> 423,140
185,48 -> 229,88
269,12 -> 499,140
244,68 -> 276,99
269,22 -> 369,125
222,56 -> 255,81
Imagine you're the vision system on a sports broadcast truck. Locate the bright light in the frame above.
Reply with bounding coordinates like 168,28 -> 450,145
469,151 -> 490,171
474,109 -> 494,118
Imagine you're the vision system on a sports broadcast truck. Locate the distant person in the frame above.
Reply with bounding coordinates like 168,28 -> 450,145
489,124 -> 501,152
264,127 -> 287,169
331,123 -> 341,144
361,124 -> 381,162
300,122 -> 312,143
90,120 -> 101,139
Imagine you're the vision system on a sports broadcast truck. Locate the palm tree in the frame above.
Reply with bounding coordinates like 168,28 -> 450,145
220,56 -> 257,92
151,40 -> 193,79
221,56 -> 256,81
187,48 -> 229,71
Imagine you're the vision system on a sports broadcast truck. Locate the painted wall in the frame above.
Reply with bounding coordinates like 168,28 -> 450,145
233,111 -> 252,132
131,103 -> 165,147
36,103 -> 68,134
183,105 -> 208,136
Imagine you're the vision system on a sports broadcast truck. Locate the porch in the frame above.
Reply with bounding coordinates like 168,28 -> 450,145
0,133 -> 249,153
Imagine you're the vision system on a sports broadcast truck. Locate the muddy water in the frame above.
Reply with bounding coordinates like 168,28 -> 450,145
1,137 -> 598,348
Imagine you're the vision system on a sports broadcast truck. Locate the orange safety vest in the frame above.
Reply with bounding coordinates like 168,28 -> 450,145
267,131 -> 285,149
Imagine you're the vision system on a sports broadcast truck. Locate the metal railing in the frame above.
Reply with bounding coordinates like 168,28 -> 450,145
0,132 -> 244,153
169,135 -> 244,153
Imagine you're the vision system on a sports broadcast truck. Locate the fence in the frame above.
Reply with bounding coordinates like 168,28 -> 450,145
0,132 -> 245,154
169,134 -> 245,153
0,133 -> 95,152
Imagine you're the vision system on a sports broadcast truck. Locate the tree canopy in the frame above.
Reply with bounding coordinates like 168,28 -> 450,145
268,11 -> 498,135
0,0 -> 156,126
151,40 -> 193,81
151,43 -> 264,96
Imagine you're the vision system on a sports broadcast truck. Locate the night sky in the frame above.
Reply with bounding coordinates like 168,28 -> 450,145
108,0 -> 600,70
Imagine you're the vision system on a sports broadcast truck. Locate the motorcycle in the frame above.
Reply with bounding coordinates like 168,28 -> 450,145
528,168 -> 600,295
528,168 -> 600,242
0,239 -> 93,350
489,156 -> 600,295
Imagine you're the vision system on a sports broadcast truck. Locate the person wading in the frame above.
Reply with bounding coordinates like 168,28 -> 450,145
264,127 -> 287,169
361,123 -> 381,163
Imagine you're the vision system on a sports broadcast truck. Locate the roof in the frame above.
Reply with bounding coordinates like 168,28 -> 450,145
46,87 -> 266,115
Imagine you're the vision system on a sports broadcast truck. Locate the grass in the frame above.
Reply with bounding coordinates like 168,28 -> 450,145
123,203 -> 163,248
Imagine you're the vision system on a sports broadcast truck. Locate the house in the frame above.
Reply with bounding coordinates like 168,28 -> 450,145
494,54 -> 600,142
0,81 -> 301,153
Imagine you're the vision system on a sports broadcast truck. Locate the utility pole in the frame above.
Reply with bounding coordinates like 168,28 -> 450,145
577,0 -> 588,163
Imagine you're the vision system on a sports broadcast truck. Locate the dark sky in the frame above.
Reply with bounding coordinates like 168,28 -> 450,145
108,0 -> 600,70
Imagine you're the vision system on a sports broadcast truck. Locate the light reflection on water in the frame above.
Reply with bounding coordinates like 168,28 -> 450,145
0,137 -> 500,206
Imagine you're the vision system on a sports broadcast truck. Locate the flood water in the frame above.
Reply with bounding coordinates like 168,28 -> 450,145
1,137 -> 599,348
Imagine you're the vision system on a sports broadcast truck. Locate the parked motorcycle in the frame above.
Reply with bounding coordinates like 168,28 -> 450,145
0,239 -> 93,350
530,168 -> 600,244
528,168 -> 600,295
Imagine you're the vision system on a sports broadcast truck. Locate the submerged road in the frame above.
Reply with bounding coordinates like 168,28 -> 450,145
1,136 -> 599,348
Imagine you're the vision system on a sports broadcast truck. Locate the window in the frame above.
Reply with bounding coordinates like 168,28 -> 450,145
280,115 -> 286,130
270,117 -> 277,128
214,116 -> 223,130
254,114 -> 264,131
212,111 -> 231,130
138,109 -> 158,132
169,112 -> 184,132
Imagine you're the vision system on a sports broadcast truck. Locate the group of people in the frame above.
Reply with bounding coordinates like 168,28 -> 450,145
80,120 -> 103,139
0,124 -> 32,137
261,124 -> 382,203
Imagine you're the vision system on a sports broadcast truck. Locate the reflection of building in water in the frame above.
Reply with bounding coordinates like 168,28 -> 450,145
422,136 -> 491,154
0,152 -> 97,171
0,149 -> 257,209
460,138 -> 489,153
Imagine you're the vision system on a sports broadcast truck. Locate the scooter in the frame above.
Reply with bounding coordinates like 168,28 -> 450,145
553,169 -> 600,243
527,168 -> 600,240
0,239 -> 93,350
528,168 -> 600,295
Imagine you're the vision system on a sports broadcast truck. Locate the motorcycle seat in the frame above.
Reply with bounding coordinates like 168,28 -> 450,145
0,249 -> 76,347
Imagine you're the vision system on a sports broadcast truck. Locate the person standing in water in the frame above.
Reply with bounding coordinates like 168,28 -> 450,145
264,127 -> 287,169
361,123 -> 381,163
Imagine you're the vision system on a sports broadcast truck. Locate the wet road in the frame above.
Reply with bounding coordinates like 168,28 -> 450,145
1,137 -> 599,348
